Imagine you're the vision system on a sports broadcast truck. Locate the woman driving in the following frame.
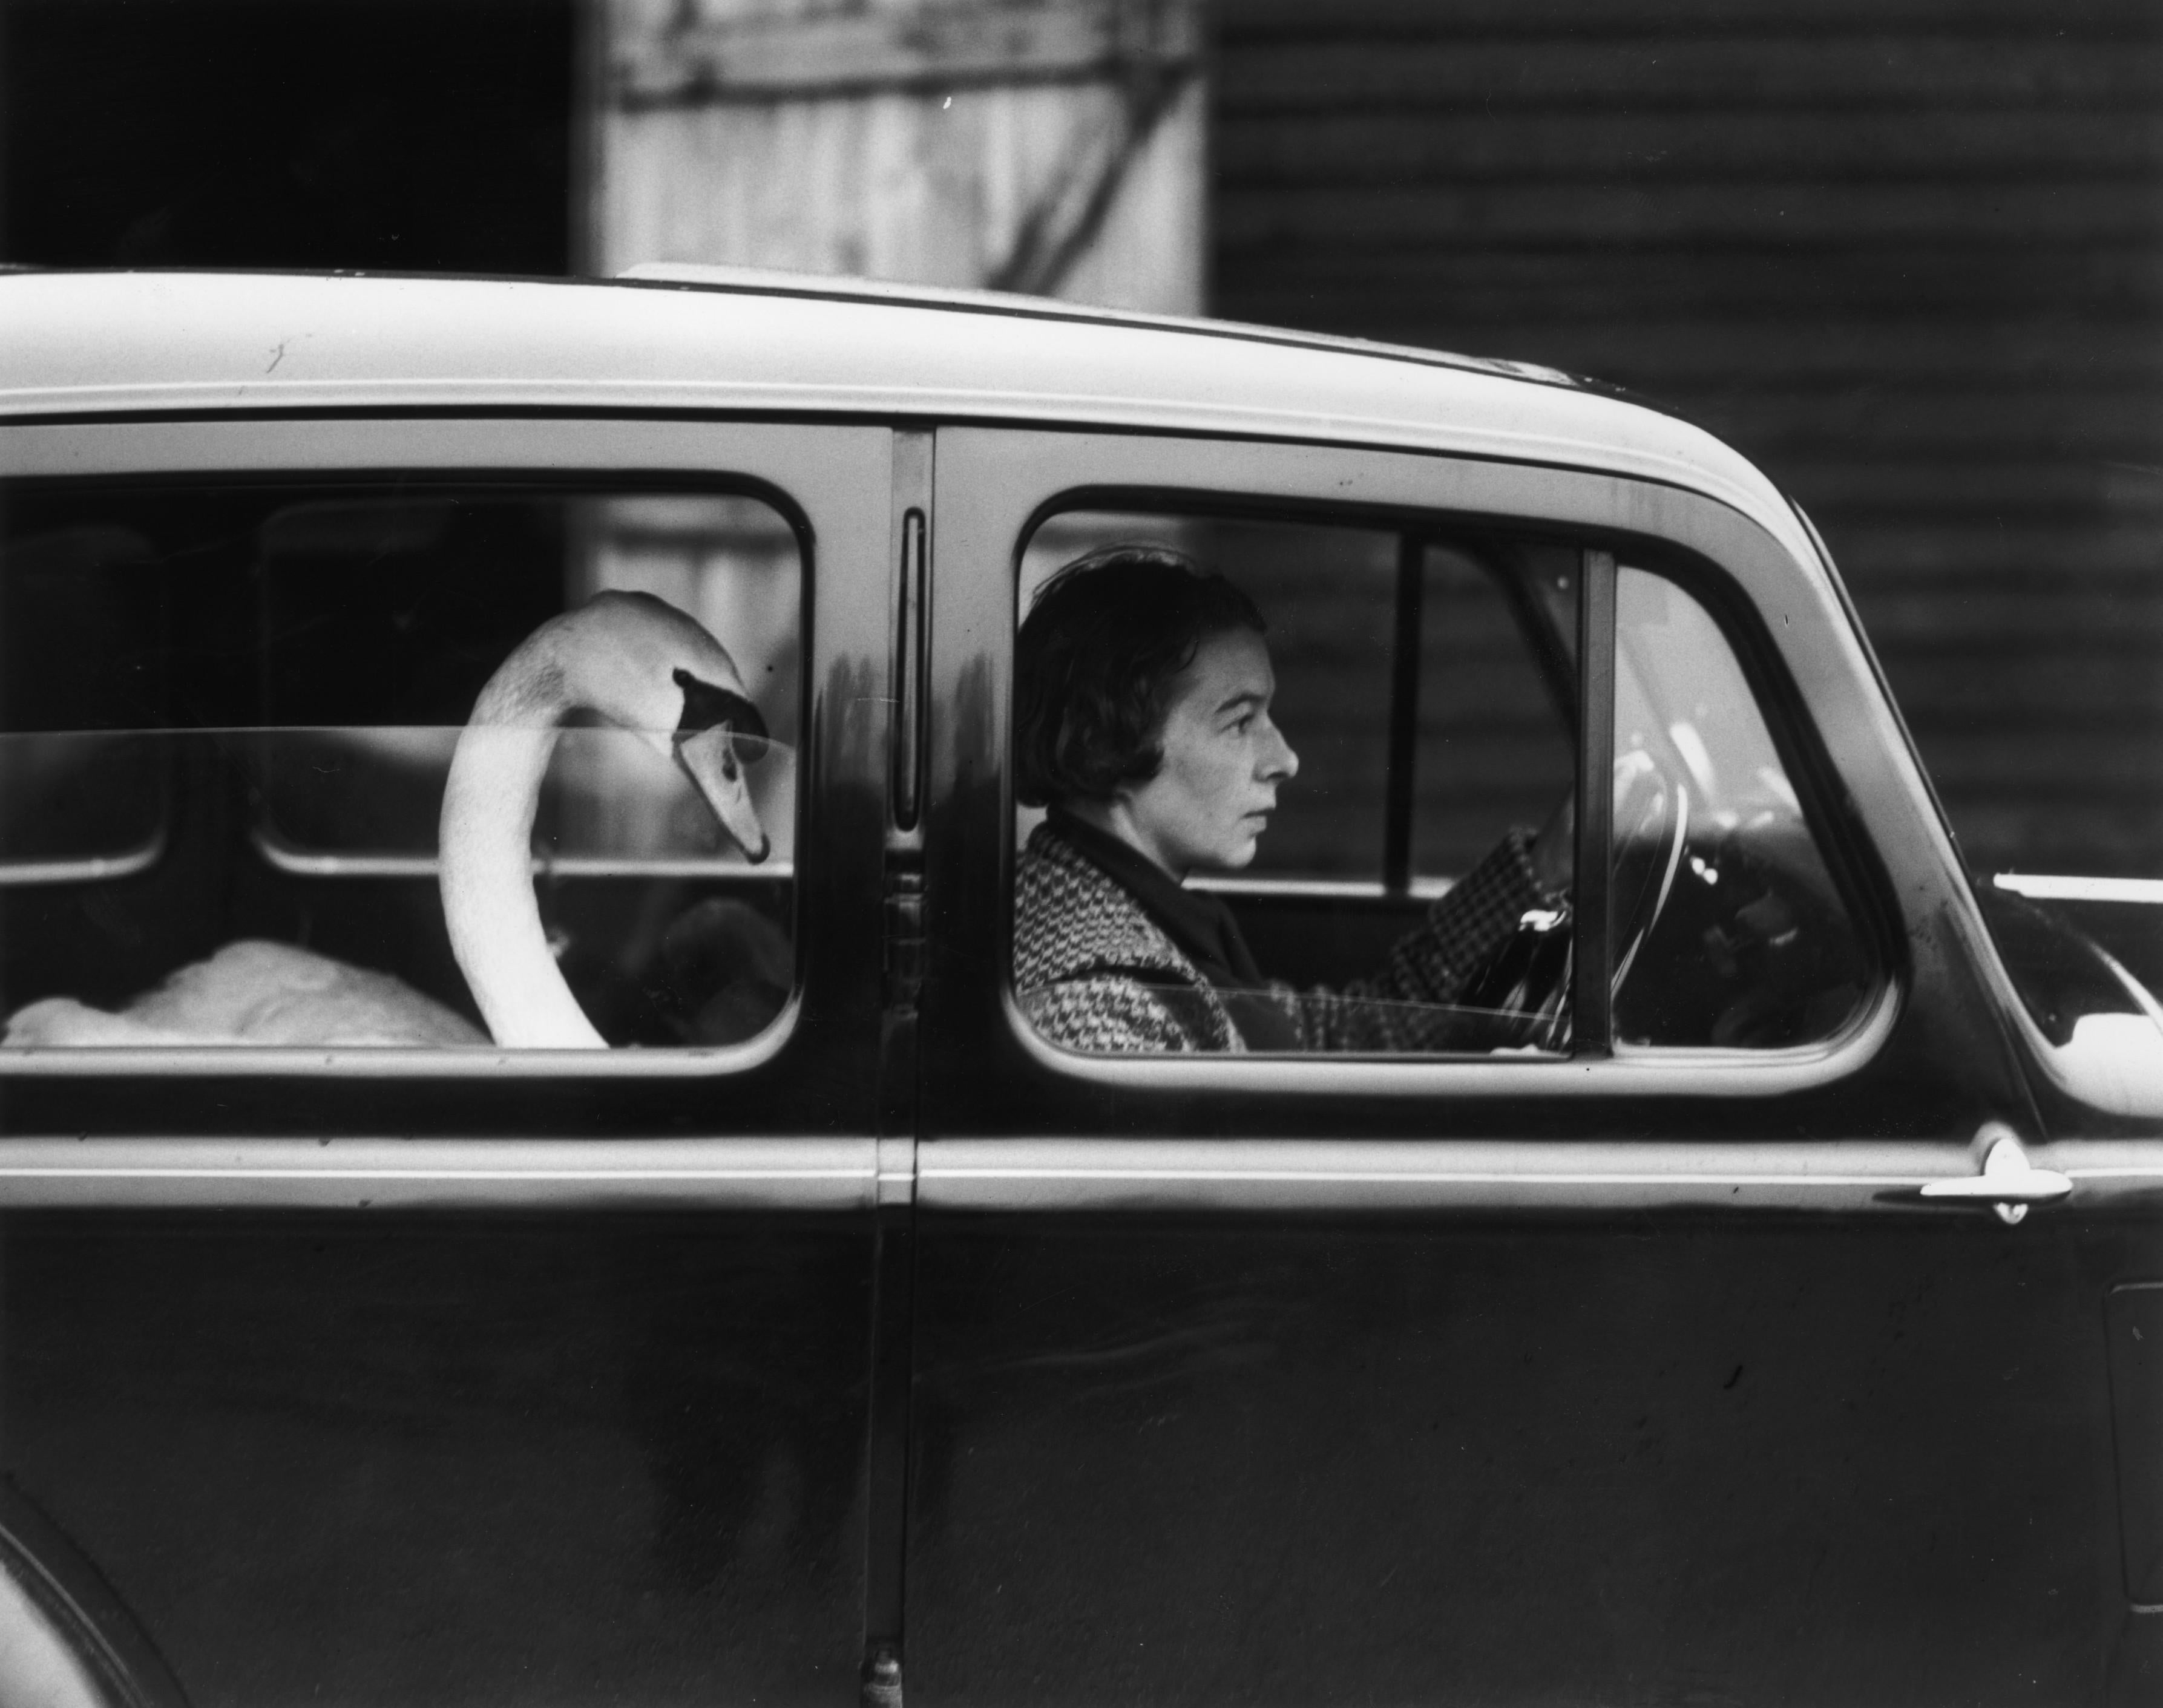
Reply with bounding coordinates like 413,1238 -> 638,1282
1013,546 -> 1575,1054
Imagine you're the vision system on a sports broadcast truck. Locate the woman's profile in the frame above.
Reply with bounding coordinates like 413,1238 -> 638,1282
1012,545 -> 1573,1054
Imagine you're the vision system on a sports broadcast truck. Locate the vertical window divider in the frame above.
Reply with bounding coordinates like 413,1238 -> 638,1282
1573,548 -> 1617,1056
1382,531 -> 1425,895
891,507 -> 928,837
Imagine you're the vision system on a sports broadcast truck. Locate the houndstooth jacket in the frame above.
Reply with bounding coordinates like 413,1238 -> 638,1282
1013,821 -> 1547,1053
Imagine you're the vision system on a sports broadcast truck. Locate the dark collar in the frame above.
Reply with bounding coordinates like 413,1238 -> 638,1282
1045,808 -> 1266,989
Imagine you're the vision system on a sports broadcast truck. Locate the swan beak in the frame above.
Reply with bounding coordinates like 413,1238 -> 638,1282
674,722 -> 770,864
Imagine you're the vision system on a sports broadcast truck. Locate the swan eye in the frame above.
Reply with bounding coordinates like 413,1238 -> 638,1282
671,667 -> 769,764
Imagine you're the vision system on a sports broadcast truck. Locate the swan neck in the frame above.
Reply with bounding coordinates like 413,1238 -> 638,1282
441,655 -> 603,1048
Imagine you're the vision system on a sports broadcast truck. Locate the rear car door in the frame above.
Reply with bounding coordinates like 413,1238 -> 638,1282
904,425 -> 2156,1706
0,415 -> 894,1706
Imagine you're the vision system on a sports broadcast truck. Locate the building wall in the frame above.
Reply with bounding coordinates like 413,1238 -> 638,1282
1213,0 -> 2163,879
594,0 -> 1206,312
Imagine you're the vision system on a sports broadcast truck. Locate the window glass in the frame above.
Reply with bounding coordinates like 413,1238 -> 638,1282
1022,512 -> 1397,880
0,484 -> 799,1052
1611,566 -> 1869,1048
1413,543 -> 1575,878
1013,509 -> 1576,1056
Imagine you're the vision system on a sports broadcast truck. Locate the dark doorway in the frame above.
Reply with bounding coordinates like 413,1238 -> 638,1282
0,0 -> 575,274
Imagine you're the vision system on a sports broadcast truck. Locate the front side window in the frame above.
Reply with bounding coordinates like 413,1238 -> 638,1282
1610,565 -> 1871,1048
1011,509 -> 1578,1056
0,483 -> 799,1052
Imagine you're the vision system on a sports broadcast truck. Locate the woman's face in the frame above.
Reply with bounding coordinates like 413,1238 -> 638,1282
1119,627 -> 1299,875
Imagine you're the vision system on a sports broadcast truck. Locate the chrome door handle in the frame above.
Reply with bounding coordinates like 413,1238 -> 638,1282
1919,1128 -> 2071,1225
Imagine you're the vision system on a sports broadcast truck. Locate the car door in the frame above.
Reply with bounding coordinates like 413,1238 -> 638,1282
0,415 -> 896,1706
902,425 -> 2155,1706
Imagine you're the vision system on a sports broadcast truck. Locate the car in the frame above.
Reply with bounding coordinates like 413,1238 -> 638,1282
0,264 -> 2158,1707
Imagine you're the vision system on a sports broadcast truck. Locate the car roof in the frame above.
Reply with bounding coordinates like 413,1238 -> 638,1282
0,267 -> 1815,563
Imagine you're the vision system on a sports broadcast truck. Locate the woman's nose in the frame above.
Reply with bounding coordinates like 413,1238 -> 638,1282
1260,719 -> 1298,781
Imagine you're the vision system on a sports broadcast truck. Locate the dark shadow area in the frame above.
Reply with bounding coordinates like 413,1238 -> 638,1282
0,0 -> 573,273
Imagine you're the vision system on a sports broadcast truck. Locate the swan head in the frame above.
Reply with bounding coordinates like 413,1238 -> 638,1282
536,590 -> 773,865
669,664 -> 771,865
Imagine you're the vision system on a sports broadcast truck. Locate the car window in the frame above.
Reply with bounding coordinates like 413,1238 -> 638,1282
1013,508 -> 1577,1056
0,483 -> 799,1052
1611,564 -> 1871,1049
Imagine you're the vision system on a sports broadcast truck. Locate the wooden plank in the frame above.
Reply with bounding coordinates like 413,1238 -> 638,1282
1216,110 -> 2163,182
1216,246 -> 2163,320
1863,658 -> 2163,716
1215,181 -> 2160,249
1680,396 -> 2161,456
1887,738 -> 2163,790
1853,598 -> 2163,647
1759,463 -> 2163,517
618,0 -> 1198,105
1223,0 -> 2160,38
1223,38 -> 2163,112
1808,523 -> 2162,572
1227,320 -> 2163,385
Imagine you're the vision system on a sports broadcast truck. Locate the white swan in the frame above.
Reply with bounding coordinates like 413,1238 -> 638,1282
2,591 -> 770,1050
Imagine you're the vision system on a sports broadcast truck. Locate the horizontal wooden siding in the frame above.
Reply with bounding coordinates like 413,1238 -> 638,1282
1213,0 -> 2163,879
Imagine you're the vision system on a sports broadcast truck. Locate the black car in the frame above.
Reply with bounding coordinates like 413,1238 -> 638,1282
0,266 -> 2158,1707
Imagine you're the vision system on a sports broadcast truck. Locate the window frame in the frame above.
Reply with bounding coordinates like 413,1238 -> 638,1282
924,427 -> 1941,1121
0,414 -> 891,1094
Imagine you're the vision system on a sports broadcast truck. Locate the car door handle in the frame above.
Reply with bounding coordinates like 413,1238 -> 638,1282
1918,1127 -> 2071,1224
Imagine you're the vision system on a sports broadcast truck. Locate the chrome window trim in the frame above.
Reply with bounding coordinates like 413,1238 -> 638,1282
249,825 -> 795,882
916,1133 -> 2163,1214
0,1136 -> 883,1209
1190,873 -> 1457,902
2,1126 -> 2153,1212
1000,976 -> 1900,1100
0,998 -> 801,1079
0,836 -> 165,887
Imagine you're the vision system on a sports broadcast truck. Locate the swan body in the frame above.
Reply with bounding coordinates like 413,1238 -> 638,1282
2,941 -> 485,1047
2,591 -> 769,1050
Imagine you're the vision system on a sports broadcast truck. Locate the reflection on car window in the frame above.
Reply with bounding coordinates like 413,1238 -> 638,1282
1978,885 -> 2163,1115
1611,566 -> 1870,1048
1011,512 -> 1578,1056
0,486 -> 799,1052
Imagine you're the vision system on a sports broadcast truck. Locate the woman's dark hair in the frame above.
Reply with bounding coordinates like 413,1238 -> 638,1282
1015,543 -> 1266,808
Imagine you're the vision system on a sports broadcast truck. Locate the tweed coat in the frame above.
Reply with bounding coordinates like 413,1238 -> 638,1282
1013,820 -> 1549,1053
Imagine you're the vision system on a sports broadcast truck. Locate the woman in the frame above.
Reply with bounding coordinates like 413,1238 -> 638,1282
1013,546 -> 1573,1053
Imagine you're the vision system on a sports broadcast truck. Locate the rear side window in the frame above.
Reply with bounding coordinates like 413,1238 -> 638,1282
0,483 -> 799,1052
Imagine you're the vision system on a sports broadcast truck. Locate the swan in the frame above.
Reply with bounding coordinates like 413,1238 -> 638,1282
2,590 -> 770,1050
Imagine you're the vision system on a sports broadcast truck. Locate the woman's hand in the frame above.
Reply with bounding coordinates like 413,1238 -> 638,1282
1530,791 -> 1575,897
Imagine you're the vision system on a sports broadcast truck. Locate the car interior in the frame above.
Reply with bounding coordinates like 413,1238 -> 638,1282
1013,507 -> 1873,1055
0,483 -> 799,1049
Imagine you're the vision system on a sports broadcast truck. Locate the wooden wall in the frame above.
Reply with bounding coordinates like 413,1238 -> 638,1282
594,0 -> 1206,312
1212,0 -> 2163,880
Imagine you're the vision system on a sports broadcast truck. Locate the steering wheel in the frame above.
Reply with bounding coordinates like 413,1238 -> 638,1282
1609,745 -> 1690,1005
1457,747 -> 1690,1052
